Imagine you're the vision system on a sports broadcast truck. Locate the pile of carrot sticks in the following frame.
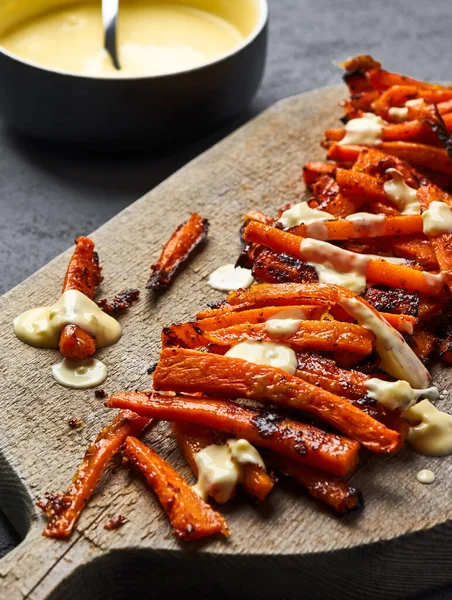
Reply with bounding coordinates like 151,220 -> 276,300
39,56 -> 452,542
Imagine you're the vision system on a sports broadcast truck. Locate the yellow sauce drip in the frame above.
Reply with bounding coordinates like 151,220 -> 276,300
0,1 -> 245,77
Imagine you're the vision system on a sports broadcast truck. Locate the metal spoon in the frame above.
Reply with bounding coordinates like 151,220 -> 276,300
102,0 -> 121,70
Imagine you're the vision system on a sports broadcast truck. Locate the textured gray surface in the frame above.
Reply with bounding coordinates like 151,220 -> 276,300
0,0 -> 451,597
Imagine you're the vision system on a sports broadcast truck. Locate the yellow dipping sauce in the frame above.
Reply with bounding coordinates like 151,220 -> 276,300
0,1 -> 245,77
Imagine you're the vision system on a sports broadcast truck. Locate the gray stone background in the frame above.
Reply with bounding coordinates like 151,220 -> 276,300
1,0 -> 451,597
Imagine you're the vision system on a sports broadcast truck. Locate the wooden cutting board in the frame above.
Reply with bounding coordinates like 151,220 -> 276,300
1,86 -> 451,600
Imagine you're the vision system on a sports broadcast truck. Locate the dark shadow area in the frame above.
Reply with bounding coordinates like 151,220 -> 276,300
0,509 -> 20,559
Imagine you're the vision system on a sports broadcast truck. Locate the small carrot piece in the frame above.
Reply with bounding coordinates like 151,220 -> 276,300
202,320 -> 374,356
59,236 -> 102,360
265,452 -> 363,516
242,221 -> 444,296
108,391 -> 360,476
303,162 -> 337,186
37,411 -> 150,538
391,236 -> 439,270
172,422 -> 275,504
243,210 -> 274,225
124,436 -> 228,541
153,348 -> 402,454
147,212 -> 209,290
290,215 -> 423,241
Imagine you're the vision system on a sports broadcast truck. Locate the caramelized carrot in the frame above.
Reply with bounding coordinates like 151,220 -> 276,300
242,221 -> 444,296
37,411 -> 150,538
417,185 -> 452,292
391,236 -> 439,270
147,212 -> 209,290
152,348 -> 402,454
372,85 -> 419,120
243,210 -> 274,225
162,305 -> 327,348
313,175 -> 361,217
252,248 -> 318,285
59,236 -> 102,360
108,391 -> 360,476
303,162 -> 337,186
265,453 -> 363,515
124,436 -> 228,541
290,215 -> 423,241
325,122 -> 440,146
172,422 -> 274,504
367,67 -> 443,91
202,321 -> 374,356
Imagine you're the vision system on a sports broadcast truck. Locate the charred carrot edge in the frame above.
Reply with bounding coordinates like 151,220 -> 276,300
290,215 -> 423,241
172,422 -> 275,504
418,185 -> 452,292
36,411 -> 150,538
152,348 -> 401,454
367,67 -> 443,92
325,122 -> 440,146
411,329 -> 438,361
60,236 -> 102,360
265,452 -> 363,516
124,436 -> 228,541
108,391 -> 360,477
391,236 -> 439,270
147,212 -> 209,290
242,221 -> 444,296
202,321 -> 374,356
328,142 -> 452,176
303,162 -> 337,186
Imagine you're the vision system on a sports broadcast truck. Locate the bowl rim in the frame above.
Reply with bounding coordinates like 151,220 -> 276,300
0,0 -> 268,81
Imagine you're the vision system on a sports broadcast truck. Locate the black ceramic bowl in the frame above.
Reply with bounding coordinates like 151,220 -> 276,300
0,0 -> 268,146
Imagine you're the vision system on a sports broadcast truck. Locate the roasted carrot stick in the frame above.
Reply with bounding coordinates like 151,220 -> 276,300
152,348 -> 402,454
290,215 -> 423,241
265,452 -> 363,515
202,321 -> 374,356
162,305 -> 327,348
328,142 -> 452,176
146,212 -> 209,290
417,185 -> 452,292
172,422 -> 275,504
391,236 -> 439,270
313,176 -> 361,217
242,221 -> 444,296
243,210 -> 274,225
37,411 -> 150,538
59,236 -> 102,360
367,67 -> 444,91
303,162 -> 337,186
325,122 -> 441,146
252,248 -> 318,285
124,436 -> 228,541
108,391 -> 360,476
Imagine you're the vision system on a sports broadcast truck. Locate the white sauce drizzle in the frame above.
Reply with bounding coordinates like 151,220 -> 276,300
416,469 -> 436,484
193,439 -> 265,503
422,201 -> 452,236
422,271 -> 445,290
344,212 -> 386,236
405,400 -> 452,456
300,238 -> 369,294
388,106 -> 409,122
383,169 -> 420,215
278,201 -> 334,230
207,264 -> 254,292
52,357 -> 107,389
405,98 -> 424,108
264,307 -> 306,338
365,378 -> 439,412
13,289 -> 121,349
338,113 -> 385,146
339,297 -> 431,388
225,340 -> 297,375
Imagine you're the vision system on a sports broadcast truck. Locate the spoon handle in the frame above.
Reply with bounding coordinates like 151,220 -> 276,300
102,0 -> 121,70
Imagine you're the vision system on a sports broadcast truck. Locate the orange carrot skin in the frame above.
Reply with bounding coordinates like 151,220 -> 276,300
243,221 -> 444,296
108,391 -> 360,477
303,162 -> 337,186
37,411 -> 150,538
172,422 -> 275,504
202,321 -> 374,356
62,236 -> 102,299
266,453 -> 363,516
290,215 -> 423,241
59,324 -> 96,359
147,212 -> 208,290
124,436 -> 228,541
152,348 -> 401,454
60,236 -> 102,360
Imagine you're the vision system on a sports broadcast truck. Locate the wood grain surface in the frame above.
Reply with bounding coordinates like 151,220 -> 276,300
0,86 -> 451,600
